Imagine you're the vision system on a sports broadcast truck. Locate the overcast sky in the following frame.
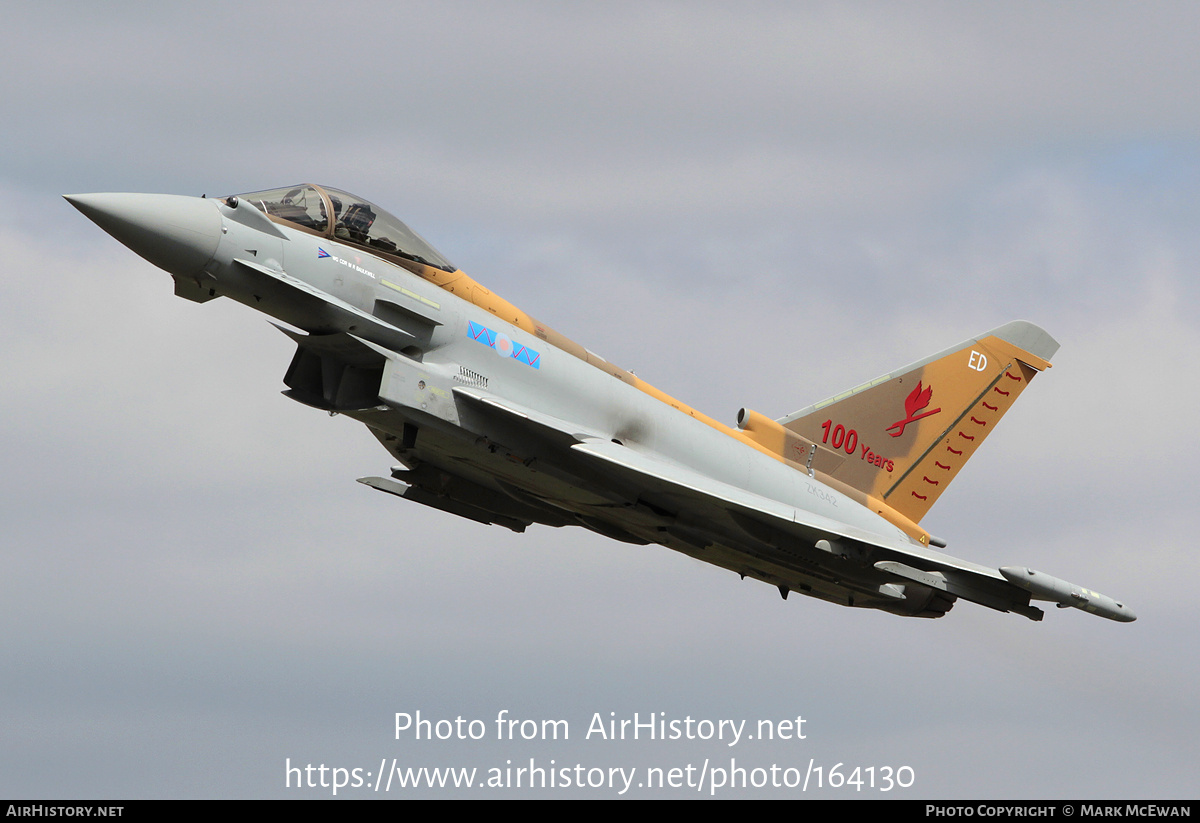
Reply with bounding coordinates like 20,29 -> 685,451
2,1 -> 1197,798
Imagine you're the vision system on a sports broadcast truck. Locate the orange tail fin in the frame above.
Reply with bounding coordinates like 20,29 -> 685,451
776,321 -> 1058,523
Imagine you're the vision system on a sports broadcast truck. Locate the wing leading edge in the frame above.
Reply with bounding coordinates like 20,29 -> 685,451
400,382 -> 1130,621
570,437 -> 1046,619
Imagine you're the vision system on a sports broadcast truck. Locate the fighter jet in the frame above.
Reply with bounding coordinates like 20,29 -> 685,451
66,185 -> 1135,623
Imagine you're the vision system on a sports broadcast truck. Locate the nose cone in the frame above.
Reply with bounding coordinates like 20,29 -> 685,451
65,192 -> 222,278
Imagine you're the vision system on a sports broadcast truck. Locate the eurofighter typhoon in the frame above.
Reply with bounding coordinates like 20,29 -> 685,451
66,185 -> 1135,623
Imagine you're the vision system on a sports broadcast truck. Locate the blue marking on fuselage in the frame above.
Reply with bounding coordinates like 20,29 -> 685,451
468,321 -> 540,369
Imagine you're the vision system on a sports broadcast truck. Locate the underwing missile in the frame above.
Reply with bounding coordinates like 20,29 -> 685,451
999,567 -> 1136,622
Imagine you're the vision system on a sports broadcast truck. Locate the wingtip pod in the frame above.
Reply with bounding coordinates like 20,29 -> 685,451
999,566 -> 1136,623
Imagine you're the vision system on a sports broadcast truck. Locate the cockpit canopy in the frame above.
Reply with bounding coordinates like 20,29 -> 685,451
228,184 -> 456,272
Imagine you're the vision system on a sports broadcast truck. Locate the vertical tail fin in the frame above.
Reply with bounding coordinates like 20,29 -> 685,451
777,321 -> 1058,523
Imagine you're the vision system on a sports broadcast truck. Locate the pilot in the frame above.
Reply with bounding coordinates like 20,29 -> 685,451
336,202 -> 376,243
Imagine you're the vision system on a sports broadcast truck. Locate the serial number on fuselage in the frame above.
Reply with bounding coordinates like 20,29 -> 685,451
806,484 -> 838,507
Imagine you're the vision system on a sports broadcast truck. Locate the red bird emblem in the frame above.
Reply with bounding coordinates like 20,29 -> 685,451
886,381 -> 942,437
